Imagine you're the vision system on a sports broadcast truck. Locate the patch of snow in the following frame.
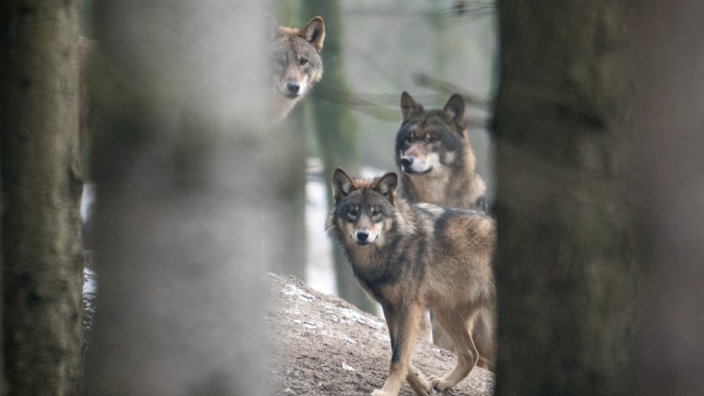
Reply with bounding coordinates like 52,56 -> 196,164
305,160 -> 336,296
80,183 -> 95,223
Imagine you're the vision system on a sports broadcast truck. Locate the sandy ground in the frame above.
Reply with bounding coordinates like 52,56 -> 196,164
267,274 -> 495,395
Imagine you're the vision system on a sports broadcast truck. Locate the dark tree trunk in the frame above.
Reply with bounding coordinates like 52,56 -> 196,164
631,1 -> 704,395
0,0 -> 84,393
494,1 -> 636,394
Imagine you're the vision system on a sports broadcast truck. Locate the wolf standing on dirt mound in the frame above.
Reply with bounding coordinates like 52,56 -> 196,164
326,168 -> 496,396
395,92 -> 495,361
268,16 -> 325,121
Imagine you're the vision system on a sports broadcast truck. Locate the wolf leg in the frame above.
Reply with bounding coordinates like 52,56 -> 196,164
373,303 -> 424,396
472,309 -> 495,370
429,312 -> 478,392
430,311 -> 456,352
384,306 -> 432,395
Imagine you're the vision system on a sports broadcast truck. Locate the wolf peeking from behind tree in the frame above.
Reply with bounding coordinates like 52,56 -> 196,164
268,16 -> 325,121
395,91 -> 495,362
326,168 -> 495,396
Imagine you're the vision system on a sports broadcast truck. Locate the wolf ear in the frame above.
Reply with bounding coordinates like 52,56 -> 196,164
400,91 -> 423,122
267,15 -> 282,41
301,16 -> 326,52
332,168 -> 355,202
375,172 -> 398,204
443,93 -> 467,130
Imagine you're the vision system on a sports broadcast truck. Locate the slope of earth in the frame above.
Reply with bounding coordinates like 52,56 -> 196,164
267,274 -> 495,395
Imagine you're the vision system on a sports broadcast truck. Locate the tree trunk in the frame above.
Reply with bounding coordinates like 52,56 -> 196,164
302,0 -> 372,313
631,1 -> 704,395
0,0 -> 84,393
82,1 -> 272,394
494,1 -> 636,394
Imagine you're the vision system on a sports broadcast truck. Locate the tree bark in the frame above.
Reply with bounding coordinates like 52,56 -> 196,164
0,0 -> 84,393
631,1 -> 704,394
82,1 -> 272,394
494,1 -> 636,394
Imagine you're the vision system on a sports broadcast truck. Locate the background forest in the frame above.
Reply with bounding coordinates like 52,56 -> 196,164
272,0 -> 497,310
1,0 -> 703,395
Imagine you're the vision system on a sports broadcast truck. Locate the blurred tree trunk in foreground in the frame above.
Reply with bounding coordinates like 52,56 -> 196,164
0,1 -> 84,393
631,1 -> 704,395
83,1 -> 274,394
494,1 -> 636,394
302,0 -> 372,313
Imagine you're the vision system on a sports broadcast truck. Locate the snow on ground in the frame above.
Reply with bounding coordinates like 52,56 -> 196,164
305,159 -> 337,295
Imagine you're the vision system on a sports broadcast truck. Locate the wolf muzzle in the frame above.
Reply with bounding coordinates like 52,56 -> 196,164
355,230 -> 370,244
285,81 -> 301,97
353,229 -> 379,245
401,155 -> 433,175
400,156 -> 414,170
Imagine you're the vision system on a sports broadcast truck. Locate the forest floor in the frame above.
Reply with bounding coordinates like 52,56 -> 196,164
267,274 -> 495,395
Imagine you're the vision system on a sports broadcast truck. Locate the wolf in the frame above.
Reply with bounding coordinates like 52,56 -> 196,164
326,168 -> 495,396
268,16 -> 325,121
395,91 -> 494,359
395,91 -> 488,210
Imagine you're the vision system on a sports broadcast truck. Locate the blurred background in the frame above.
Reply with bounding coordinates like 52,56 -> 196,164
3,0 -> 702,394
77,0 -> 499,312
271,0 -> 498,309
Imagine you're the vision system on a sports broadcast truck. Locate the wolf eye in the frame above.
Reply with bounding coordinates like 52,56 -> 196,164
298,57 -> 308,66
272,57 -> 286,70
428,134 -> 439,143
345,207 -> 359,221
369,207 -> 383,221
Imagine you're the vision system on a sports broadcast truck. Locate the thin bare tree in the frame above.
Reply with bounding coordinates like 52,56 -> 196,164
302,0 -> 372,312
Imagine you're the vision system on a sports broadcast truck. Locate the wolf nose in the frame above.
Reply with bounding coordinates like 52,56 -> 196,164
286,82 -> 300,95
356,230 -> 369,242
400,156 -> 413,169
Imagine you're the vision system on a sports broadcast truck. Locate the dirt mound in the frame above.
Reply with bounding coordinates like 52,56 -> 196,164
267,274 -> 494,395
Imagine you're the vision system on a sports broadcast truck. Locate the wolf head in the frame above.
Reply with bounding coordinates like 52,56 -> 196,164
268,16 -> 325,100
329,168 -> 398,246
395,92 -> 469,175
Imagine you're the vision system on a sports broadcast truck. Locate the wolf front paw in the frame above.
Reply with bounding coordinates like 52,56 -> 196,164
429,375 -> 453,392
371,389 -> 394,396
407,373 -> 433,395
410,385 -> 433,396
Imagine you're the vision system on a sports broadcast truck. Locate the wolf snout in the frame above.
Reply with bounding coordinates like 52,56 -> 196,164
286,81 -> 301,96
355,230 -> 371,244
400,156 -> 414,169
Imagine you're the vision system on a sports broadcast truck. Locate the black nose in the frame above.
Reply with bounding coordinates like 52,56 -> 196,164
356,230 -> 369,242
400,156 -> 413,169
286,82 -> 300,95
